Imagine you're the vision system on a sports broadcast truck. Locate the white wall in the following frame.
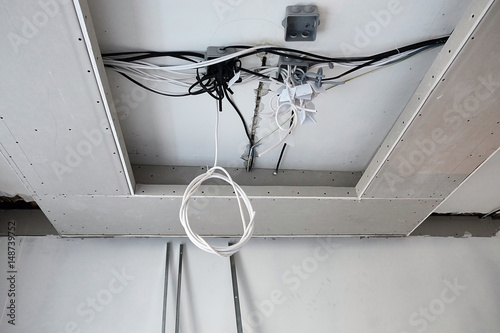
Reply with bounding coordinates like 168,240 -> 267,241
0,237 -> 166,333
436,148 -> 500,214
1,235 -> 499,333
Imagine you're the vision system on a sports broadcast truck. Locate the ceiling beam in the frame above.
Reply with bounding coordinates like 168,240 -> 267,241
357,0 -> 499,203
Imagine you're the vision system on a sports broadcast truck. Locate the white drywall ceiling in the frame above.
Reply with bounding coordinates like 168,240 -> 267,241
87,0 -> 473,171
0,153 -> 32,201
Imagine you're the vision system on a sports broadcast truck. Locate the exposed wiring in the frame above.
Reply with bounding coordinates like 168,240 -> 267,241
179,104 -> 255,257
103,41 -> 445,101
253,65 -> 305,159
224,87 -> 253,144
223,36 -> 448,64
107,38 -> 451,255
104,45 -> 277,72
256,105 -> 297,157
103,37 -> 449,171
103,37 -> 448,86
273,115 -> 295,174
114,71 -> 192,97
274,143 -> 287,175
324,44 -> 440,91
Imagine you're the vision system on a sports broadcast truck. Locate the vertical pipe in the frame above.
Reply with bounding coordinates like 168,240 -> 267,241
175,243 -> 184,333
230,252 -> 243,333
161,242 -> 170,333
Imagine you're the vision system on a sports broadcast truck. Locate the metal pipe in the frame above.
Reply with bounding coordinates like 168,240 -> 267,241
175,243 -> 184,333
230,251 -> 243,333
161,243 -> 170,333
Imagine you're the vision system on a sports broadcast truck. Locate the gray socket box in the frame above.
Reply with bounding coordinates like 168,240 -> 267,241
205,46 -> 237,60
282,5 -> 320,42
278,55 -> 310,74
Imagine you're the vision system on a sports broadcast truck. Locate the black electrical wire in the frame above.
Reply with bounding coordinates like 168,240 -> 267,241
323,44 -> 440,80
104,36 -> 449,99
103,36 -> 450,172
224,37 -> 448,81
224,87 -> 252,145
189,58 -> 241,101
191,68 -> 221,101
107,51 -> 253,148
186,57 -> 254,151
239,67 -> 274,81
324,58 -> 379,80
274,143 -> 287,175
224,36 -> 449,63
273,117 -> 294,174
102,51 -> 205,63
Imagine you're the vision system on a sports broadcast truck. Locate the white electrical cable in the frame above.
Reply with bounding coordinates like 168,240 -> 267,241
105,44 -> 441,95
179,105 -> 255,257
257,110 -> 297,157
104,45 -> 277,72
112,67 -> 195,87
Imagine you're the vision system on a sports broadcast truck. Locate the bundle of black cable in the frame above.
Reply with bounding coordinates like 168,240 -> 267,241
189,58 -> 253,150
189,58 -> 242,111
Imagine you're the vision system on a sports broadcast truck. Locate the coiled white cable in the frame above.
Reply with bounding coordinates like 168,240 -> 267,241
179,106 -> 255,257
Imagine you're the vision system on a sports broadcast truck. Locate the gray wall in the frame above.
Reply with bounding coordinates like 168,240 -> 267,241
0,235 -> 499,332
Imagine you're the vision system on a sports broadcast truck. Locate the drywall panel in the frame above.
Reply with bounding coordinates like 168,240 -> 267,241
1,235 -> 500,333
0,0 -> 134,196
131,165 -> 362,187
38,188 -> 440,236
0,237 -> 166,333
88,0 -> 473,171
0,152 -> 32,201
435,148 -> 500,214
359,0 -> 500,199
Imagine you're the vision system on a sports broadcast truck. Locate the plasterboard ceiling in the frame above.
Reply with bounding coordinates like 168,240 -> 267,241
0,152 -> 31,200
86,0 -> 473,172
1,0 -> 498,236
